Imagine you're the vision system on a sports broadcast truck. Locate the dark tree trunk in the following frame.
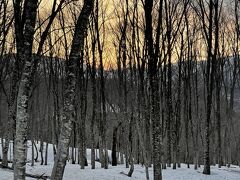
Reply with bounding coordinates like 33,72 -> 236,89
112,127 -> 118,166
144,0 -> 163,179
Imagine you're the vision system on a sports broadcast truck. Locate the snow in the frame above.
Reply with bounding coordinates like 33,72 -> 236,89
0,141 -> 240,180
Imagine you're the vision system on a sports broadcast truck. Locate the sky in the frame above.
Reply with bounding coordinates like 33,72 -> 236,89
35,0 -> 119,68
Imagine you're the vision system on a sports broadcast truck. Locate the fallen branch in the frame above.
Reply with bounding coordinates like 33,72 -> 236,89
120,171 -> 129,176
0,159 -> 13,163
0,164 -> 50,179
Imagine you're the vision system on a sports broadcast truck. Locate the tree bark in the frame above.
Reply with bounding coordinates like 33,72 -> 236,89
144,0 -> 163,179
13,0 -> 38,179
51,1 -> 94,179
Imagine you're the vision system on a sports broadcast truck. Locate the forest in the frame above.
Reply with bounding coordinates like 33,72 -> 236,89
0,0 -> 240,180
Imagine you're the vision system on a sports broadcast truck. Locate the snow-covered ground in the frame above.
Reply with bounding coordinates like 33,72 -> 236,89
0,142 -> 240,180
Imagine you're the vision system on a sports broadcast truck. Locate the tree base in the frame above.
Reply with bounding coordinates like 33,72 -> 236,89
203,166 -> 211,175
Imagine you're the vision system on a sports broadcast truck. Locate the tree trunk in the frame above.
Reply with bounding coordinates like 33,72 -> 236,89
144,0 -> 163,179
13,0 -> 39,179
90,48 -> 96,169
45,143 -> 48,165
51,1 -> 94,179
112,127 -> 118,166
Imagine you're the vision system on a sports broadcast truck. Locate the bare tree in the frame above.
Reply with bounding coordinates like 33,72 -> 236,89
13,0 -> 39,179
144,0 -> 163,179
51,0 -> 94,179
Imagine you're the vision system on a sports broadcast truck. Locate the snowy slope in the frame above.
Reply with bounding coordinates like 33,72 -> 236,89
0,142 -> 240,180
